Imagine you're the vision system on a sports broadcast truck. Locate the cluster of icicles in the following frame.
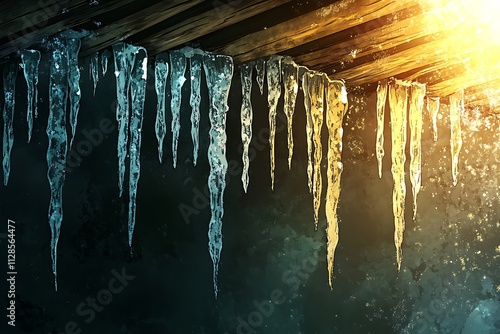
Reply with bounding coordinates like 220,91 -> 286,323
376,78 -> 464,272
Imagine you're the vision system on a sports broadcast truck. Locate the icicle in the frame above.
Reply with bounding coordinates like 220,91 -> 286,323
47,39 -> 70,290
20,50 -> 41,143
128,47 -> 148,252
427,96 -> 440,142
266,55 -> 282,190
254,59 -> 265,95
2,61 -> 18,186
101,49 -> 110,77
240,63 -> 253,193
302,71 -> 314,193
154,54 -> 169,163
67,38 -> 81,149
91,51 -> 99,96
325,79 -> 348,289
113,42 -> 137,196
203,54 -> 233,299
449,90 -> 463,187
409,83 -> 425,220
388,79 -> 409,272
307,72 -> 325,229
376,79 -> 388,179
282,57 -> 299,169
169,50 -> 187,169
189,55 -> 202,166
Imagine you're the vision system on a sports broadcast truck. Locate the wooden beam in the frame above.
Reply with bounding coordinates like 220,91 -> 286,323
80,0 -> 202,57
0,0 -> 135,59
215,0 -> 423,64
138,0 -> 292,56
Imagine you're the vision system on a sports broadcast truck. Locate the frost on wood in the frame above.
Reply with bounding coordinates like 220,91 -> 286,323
409,83 -> 425,220
427,96 -> 440,142
101,49 -> 110,76
2,61 -> 18,186
449,90 -> 463,187
113,42 -> 137,196
91,51 -> 99,96
266,55 -> 282,190
240,62 -> 253,193
189,55 -> 202,166
254,58 -> 265,95
325,79 -> 348,289
203,54 -> 233,298
20,49 -> 41,143
47,39 -> 70,290
154,54 -> 169,163
128,47 -> 148,251
376,79 -> 388,179
389,79 -> 409,272
169,50 -> 187,169
302,71 -> 314,193
282,57 -> 299,169
67,38 -> 81,149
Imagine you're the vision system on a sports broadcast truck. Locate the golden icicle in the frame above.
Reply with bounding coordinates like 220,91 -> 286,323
302,71 -> 314,193
449,90 -> 464,187
376,79 -> 388,179
409,83 -> 426,220
427,96 -> 440,142
325,78 -> 348,289
308,72 -> 325,229
389,79 -> 409,272
266,55 -> 282,190
282,58 -> 299,170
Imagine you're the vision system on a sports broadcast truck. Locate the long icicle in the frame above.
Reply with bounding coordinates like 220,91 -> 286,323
308,72 -> 325,230
376,79 -> 388,179
427,96 -> 440,142
2,61 -> 18,186
68,38 -> 81,149
282,57 -> 299,170
449,90 -> 463,187
20,49 -> 41,143
266,55 -> 282,191
389,79 -> 409,272
190,54 -> 202,166
240,62 -> 253,193
128,47 -> 148,252
169,50 -> 187,169
409,83 -> 426,220
154,54 -> 169,163
302,71 -> 314,193
325,79 -> 348,289
203,54 -> 233,299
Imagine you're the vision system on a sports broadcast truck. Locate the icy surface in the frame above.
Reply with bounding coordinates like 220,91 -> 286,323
20,49 -> 41,143
409,83 -> 425,220
302,71 -> 314,193
375,79 -> 388,179
2,61 -> 18,186
449,90 -> 463,187
91,51 -> 99,96
67,38 -> 81,149
240,63 -> 253,193
325,79 -> 348,288
101,49 -> 110,76
389,79 -> 409,272
427,96 -> 440,142
189,55 -> 202,166
169,50 -> 187,169
203,54 -> 233,298
266,55 -> 282,190
154,54 -> 169,163
47,40 -> 70,290
254,58 -> 265,95
128,47 -> 147,251
113,42 -> 137,196
282,57 -> 299,169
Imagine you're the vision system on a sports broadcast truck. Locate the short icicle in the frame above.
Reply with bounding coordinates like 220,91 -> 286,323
91,51 -> 99,96
154,54 -> 169,163
376,79 -> 388,179
67,38 -> 81,149
427,96 -> 440,142
189,55 -> 202,166
449,90 -> 463,187
20,49 -> 41,143
282,57 -> 299,169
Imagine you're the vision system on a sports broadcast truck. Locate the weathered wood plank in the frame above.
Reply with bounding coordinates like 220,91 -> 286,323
216,0 -> 423,64
80,0 -> 203,57
139,0 -> 292,56
0,0 -> 135,59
